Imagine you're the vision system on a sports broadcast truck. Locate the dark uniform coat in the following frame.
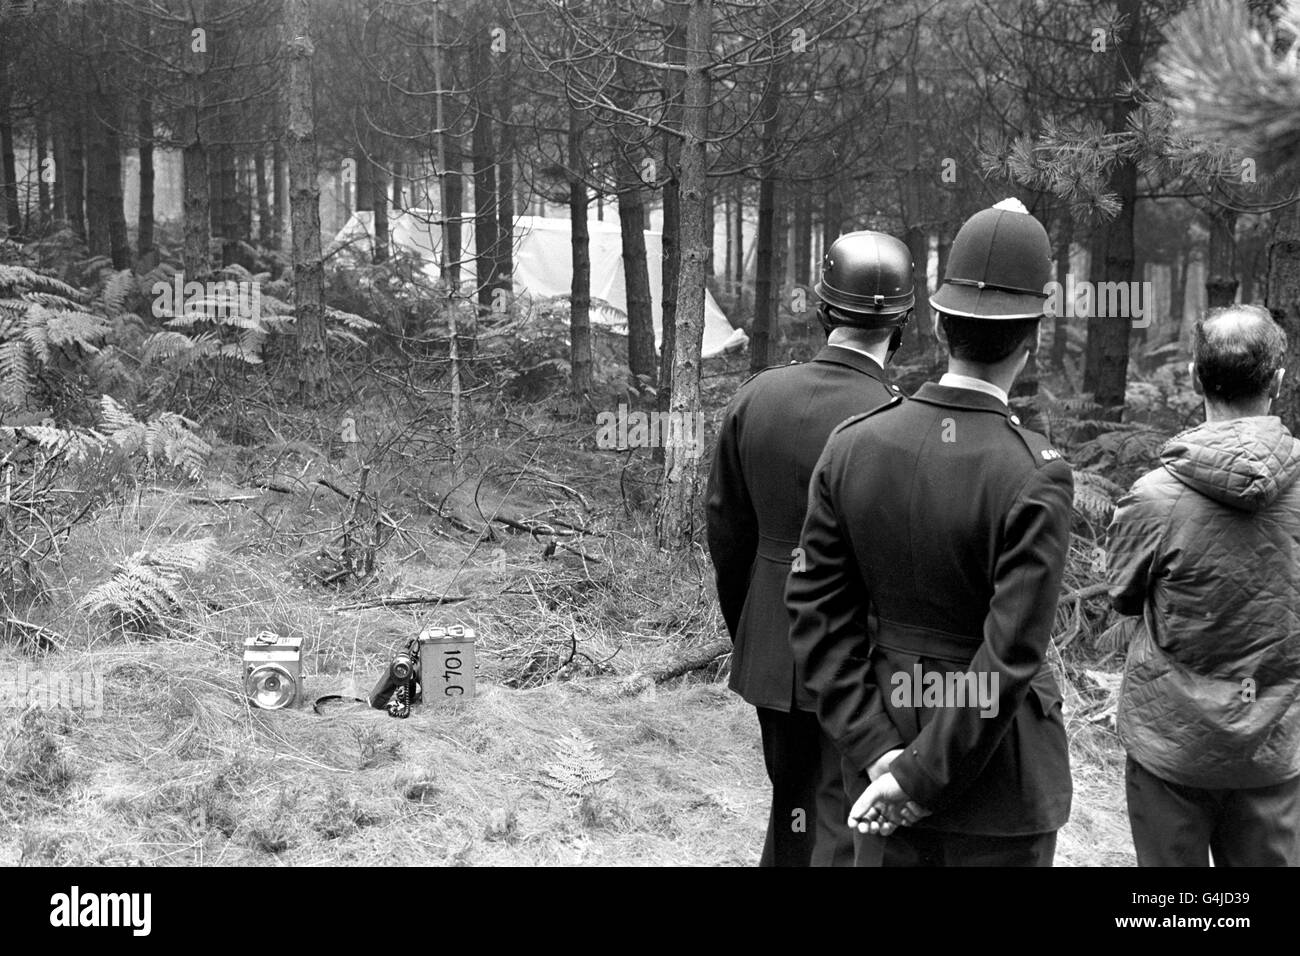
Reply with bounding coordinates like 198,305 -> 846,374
787,382 -> 1074,835
706,345 -> 902,712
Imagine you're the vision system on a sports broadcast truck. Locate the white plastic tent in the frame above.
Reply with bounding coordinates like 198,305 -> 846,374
331,210 -> 747,359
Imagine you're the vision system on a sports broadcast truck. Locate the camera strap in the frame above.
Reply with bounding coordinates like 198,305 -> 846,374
311,694 -> 368,716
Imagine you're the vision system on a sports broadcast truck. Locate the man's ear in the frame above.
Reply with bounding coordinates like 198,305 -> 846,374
932,312 -> 945,344
1270,367 -> 1286,399
1189,361 -> 1205,397
1025,324 -> 1042,356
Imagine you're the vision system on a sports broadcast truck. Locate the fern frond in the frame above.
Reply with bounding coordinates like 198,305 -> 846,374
20,305 -> 52,364
98,395 -> 147,454
326,307 -> 379,332
0,339 -> 32,407
142,411 -> 211,479
0,424 -> 109,463
79,538 -> 215,633
540,730 -> 615,798
43,311 -> 110,351
0,264 -> 83,301
1074,469 -> 1125,523
102,269 -> 136,317
141,330 -> 196,363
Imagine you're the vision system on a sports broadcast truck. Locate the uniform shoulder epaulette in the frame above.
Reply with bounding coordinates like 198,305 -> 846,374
1004,414 -> 1066,468
738,361 -> 796,389
829,394 -> 904,439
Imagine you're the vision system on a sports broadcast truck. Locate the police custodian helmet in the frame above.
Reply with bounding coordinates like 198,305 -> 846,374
814,230 -> 915,329
929,198 -> 1053,320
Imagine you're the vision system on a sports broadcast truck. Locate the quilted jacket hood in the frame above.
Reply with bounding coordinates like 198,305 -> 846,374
1159,416 -> 1300,512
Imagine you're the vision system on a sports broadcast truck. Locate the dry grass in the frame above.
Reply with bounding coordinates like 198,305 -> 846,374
0,387 -> 1136,867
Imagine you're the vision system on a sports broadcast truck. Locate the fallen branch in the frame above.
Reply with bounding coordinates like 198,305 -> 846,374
331,593 -> 471,611
557,541 -> 603,563
3,617 -> 62,653
651,639 -> 732,684
1058,583 -> 1110,603
1054,583 -> 1112,650
187,493 -> 260,505
493,514 -> 579,537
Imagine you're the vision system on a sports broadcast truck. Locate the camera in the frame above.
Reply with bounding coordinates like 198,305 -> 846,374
368,639 -> 422,717
243,633 -> 303,710
418,624 -> 476,700
368,625 -> 477,717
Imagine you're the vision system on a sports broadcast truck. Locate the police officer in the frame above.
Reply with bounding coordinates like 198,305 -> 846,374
706,230 -> 912,867
787,200 -> 1073,867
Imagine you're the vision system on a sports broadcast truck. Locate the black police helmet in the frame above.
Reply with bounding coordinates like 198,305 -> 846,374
929,199 -> 1053,320
814,230 -> 915,329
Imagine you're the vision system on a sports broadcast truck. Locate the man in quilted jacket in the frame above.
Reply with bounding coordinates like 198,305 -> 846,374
1107,304 -> 1300,866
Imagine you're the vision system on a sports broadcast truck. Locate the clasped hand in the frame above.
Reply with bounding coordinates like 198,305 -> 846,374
848,748 -> 931,837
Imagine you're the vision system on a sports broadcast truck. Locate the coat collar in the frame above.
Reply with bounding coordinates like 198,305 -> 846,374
812,344 -> 887,383
911,381 -> 1014,417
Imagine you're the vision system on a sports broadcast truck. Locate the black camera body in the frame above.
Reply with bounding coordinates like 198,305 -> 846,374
368,640 -> 422,717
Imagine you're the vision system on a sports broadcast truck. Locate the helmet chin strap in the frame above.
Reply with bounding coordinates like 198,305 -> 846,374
885,310 -> 913,365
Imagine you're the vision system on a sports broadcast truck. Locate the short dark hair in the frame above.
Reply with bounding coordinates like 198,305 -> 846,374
1193,305 -> 1287,403
938,312 -> 1039,364
818,304 -> 904,346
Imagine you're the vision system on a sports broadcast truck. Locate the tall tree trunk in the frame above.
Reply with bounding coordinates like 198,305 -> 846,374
104,101 -> 131,268
705,186 -> 715,278
443,143 -> 461,286
220,147 -> 241,267
568,107 -> 592,398
208,143 -> 224,247
181,10 -> 211,280
772,186 -> 789,347
659,6 -> 687,421
1269,199 -> 1300,430
653,0 -> 712,548
51,121 -> 66,223
750,60 -> 783,371
902,59 -> 931,353
138,94 -> 155,257
0,32 -> 18,239
1206,206 -> 1239,307
1131,253 -> 1148,349
495,74 -> 515,297
67,117 -> 86,241
793,185 -> 812,287
285,0 -> 328,401
660,175 -> 680,415
1050,210 -> 1072,369
272,121 -> 287,252
1082,0 -> 1141,420
619,164 -> 657,389
471,30 -> 499,310
936,221 -> 953,292
85,107 -> 111,258
733,179 -> 745,292
724,191 -> 733,289
821,183 -> 842,259
372,151 -> 389,264
255,147 -> 272,246
35,113 -> 50,225
1170,245 -> 1189,341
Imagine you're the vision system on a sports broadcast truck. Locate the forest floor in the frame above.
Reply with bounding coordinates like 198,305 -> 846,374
0,350 -> 1136,867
